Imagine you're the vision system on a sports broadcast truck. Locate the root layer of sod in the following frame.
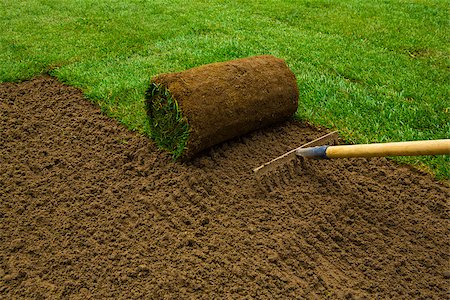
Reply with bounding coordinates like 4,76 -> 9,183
146,55 -> 299,159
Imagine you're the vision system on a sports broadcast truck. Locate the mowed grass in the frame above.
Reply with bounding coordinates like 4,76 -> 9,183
1,0 -> 449,179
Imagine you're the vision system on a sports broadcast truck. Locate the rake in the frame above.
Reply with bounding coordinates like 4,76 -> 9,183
253,132 -> 450,176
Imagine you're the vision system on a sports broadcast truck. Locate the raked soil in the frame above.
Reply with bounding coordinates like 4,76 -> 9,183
1,76 -> 449,299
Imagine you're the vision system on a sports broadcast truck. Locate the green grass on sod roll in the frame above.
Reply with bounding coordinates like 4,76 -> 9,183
145,83 -> 189,159
1,0 -> 448,179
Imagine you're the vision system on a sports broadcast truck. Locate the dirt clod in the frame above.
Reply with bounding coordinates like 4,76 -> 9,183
1,76 -> 449,298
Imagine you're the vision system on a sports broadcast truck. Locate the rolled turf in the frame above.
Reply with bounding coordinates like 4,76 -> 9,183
145,55 -> 299,159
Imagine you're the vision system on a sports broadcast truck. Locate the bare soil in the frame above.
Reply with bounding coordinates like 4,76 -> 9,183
1,76 -> 449,299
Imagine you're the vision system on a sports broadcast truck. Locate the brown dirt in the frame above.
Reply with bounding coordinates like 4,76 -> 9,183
1,76 -> 449,299
149,55 -> 298,158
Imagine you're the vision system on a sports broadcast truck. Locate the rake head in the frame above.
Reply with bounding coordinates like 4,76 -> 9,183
253,131 -> 339,190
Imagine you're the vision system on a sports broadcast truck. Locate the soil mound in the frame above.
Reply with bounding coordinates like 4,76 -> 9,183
1,77 -> 449,299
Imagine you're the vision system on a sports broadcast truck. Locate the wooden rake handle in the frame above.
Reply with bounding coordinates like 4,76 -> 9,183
296,139 -> 450,159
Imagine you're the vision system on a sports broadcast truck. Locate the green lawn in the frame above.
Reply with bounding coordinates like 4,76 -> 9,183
1,0 -> 449,179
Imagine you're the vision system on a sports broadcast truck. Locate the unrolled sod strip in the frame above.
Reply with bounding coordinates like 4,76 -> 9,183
145,55 -> 299,159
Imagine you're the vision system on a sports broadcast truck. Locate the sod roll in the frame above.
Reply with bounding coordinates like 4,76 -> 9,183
145,55 -> 299,159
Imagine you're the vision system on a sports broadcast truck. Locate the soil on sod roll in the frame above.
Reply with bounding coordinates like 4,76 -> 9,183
146,55 -> 299,159
1,76 -> 449,299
